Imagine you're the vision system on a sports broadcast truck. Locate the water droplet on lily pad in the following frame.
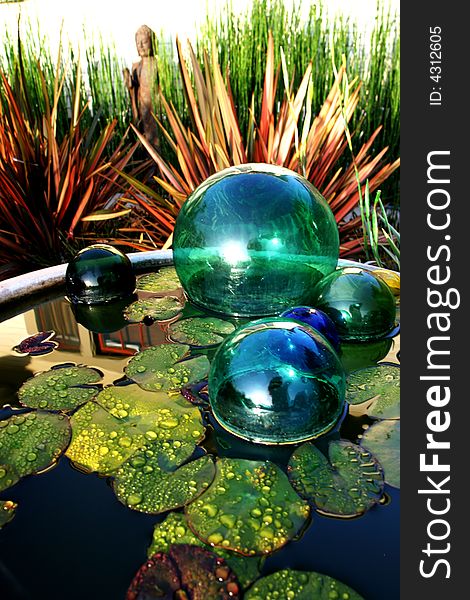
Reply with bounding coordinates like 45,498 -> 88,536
18,365 -> 102,411
245,569 -> 364,600
361,420 -> 400,488
168,317 -> 235,347
137,267 -> 181,292
186,458 -> 310,556
124,296 -> 183,323
346,364 -> 400,420
0,500 -> 17,529
0,412 -> 71,491
125,344 -> 210,392
287,440 -> 384,518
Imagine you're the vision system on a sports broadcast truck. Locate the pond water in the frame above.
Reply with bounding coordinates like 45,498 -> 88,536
0,270 -> 400,600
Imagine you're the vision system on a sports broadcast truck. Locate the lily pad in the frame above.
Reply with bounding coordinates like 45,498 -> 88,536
168,317 -> 236,347
245,569 -> 364,600
124,296 -> 183,322
287,440 -> 384,518
18,365 -> 102,411
186,458 -> 310,556
137,267 -> 181,292
125,344 -> 210,392
113,447 -> 215,514
0,412 -> 71,491
13,330 -> 58,356
346,365 -> 400,420
0,500 -> 17,529
67,385 -> 206,475
361,420 -> 400,488
127,545 -> 240,600
148,512 -> 263,588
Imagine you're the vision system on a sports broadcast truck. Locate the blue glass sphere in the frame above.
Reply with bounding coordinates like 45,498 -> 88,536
173,164 -> 339,317
208,318 -> 346,444
280,306 -> 340,350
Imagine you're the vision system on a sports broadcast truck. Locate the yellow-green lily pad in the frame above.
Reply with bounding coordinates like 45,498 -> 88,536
186,458 -> 310,556
66,385 -> 206,475
125,344 -> 210,392
113,446 -> 215,514
361,420 -> 400,488
137,267 -> 181,292
0,411 -> 71,491
148,512 -> 263,588
346,365 -> 400,420
287,440 -> 384,518
124,296 -> 183,322
17,365 -> 102,411
168,317 -> 236,347
0,500 -> 17,529
245,569 -> 364,600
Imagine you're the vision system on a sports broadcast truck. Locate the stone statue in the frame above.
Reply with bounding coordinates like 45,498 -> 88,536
124,25 -> 160,149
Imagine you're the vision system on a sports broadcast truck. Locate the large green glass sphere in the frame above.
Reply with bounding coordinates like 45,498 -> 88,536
208,318 -> 346,445
173,164 -> 339,316
312,267 -> 397,342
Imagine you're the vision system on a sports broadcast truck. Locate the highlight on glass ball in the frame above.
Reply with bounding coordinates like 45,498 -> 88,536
65,244 -> 136,305
311,266 -> 397,342
173,163 -> 339,317
280,306 -> 340,350
208,317 -> 346,445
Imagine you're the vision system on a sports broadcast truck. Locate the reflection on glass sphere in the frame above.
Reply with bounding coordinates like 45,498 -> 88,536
312,267 -> 397,342
65,245 -> 136,305
208,318 -> 346,445
173,163 -> 339,317
280,306 -> 340,350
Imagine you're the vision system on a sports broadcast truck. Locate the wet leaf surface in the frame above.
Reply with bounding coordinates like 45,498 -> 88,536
125,344 -> 210,392
148,512 -> 263,588
186,458 -> 310,556
13,330 -> 58,356
287,440 -> 384,518
126,551 -> 181,600
168,317 -> 235,347
18,365 -> 102,411
245,569 -> 364,600
346,365 -> 400,420
361,420 -> 400,488
124,296 -> 183,322
136,267 -> 181,292
0,411 -> 71,491
0,499 -> 17,529
66,385 -> 206,475
113,448 -> 215,514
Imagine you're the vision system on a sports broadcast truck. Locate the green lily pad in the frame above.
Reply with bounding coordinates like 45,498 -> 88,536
17,365 -> 102,411
245,569 -> 364,600
148,512 -> 263,588
67,384 -> 206,475
186,458 -> 310,556
361,420 -> 400,488
127,545 -> 241,600
124,296 -> 183,322
346,365 -> 400,420
0,500 -> 17,529
0,412 -> 71,491
136,267 -> 181,292
168,317 -> 236,347
125,344 -> 210,392
287,440 -> 384,518
113,446 -> 215,514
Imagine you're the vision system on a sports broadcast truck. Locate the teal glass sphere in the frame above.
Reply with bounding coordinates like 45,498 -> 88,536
173,164 -> 339,317
312,267 -> 397,342
65,244 -> 136,305
208,318 -> 346,445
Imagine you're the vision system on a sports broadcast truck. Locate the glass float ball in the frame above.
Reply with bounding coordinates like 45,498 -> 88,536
280,306 -> 340,350
312,267 -> 397,342
65,244 -> 136,305
173,163 -> 339,317
208,318 -> 346,445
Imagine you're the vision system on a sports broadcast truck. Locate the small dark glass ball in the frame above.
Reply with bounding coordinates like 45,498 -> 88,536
280,306 -> 340,350
65,245 -> 136,305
